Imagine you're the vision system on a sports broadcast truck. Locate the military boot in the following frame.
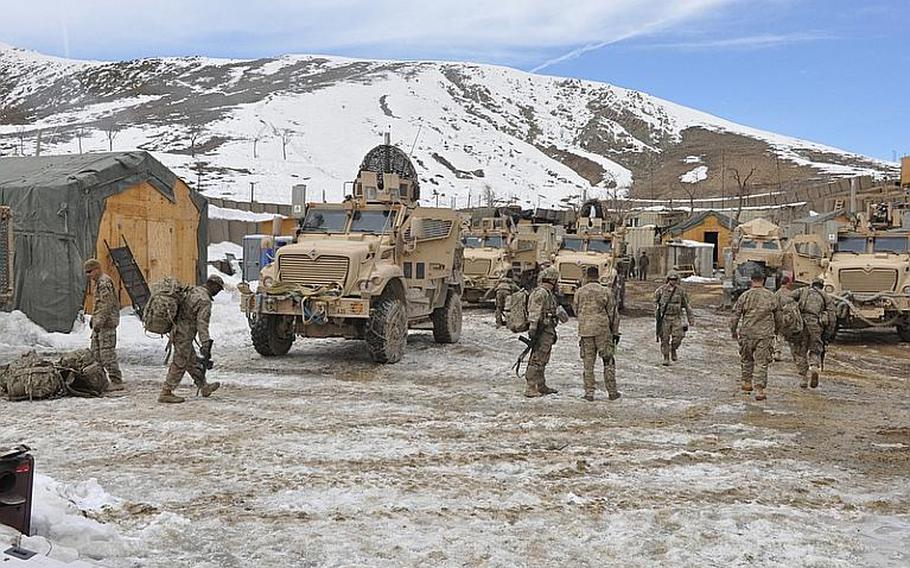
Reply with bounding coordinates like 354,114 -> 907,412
671,348 -> 678,361
798,374 -> 808,389
809,367 -> 819,389
200,381 -> 221,398
106,381 -> 125,393
741,381 -> 753,393
607,391 -> 622,401
524,378 -> 542,398
158,388 -> 185,404
754,386 -> 767,401
539,384 -> 558,395
582,392 -> 595,402
662,354 -> 671,366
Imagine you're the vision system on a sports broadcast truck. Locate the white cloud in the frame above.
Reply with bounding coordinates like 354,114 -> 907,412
0,0 -> 733,63
636,32 -> 836,50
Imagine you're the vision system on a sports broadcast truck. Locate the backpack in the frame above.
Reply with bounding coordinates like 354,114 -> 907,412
778,300 -> 804,341
57,349 -> 109,397
143,276 -> 189,335
2,351 -> 65,402
507,289 -> 530,333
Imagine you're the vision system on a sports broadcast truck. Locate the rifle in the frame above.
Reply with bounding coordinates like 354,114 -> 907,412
655,285 -> 678,342
511,324 -> 543,378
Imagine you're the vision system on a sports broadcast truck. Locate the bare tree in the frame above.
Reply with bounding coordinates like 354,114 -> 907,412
193,161 -> 206,191
482,184 -> 498,208
101,120 -> 119,152
74,127 -> 85,154
188,125 -> 203,158
729,166 -> 756,223
15,127 -> 26,156
681,183 -> 698,214
279,129 -> 293,160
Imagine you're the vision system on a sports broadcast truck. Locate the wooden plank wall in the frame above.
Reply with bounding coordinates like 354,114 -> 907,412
90,180 -> 200,310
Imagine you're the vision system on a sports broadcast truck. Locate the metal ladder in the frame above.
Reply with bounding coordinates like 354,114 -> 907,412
104,236 -> 151,316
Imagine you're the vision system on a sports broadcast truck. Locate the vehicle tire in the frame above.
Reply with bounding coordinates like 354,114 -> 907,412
366,293 -> 408,363
432,289 -> 462,344
897,320 -> 910,342
250,314 -> 294,356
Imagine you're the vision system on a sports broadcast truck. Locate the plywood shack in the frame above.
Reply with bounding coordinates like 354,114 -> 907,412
0,151 -> 207,332
662,210 -> 735,267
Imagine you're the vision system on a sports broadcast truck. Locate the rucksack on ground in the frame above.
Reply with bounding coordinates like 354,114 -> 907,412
778,300 -> 804,341
507,289 -> 530,333
57,349 -> 109,397
2,351 -> 65,402
143,276 -> 189,335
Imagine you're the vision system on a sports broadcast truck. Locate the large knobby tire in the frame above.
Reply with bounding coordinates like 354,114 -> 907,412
250,314 -> 294,356
897,320 -> 910,343
366,294 -> 408,363
432,290 -> 463,344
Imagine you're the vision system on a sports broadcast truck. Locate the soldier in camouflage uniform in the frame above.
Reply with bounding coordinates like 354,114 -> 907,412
494,270 -> 519,327
773,275 -> 796,364
573,266 -> 621,402
654,271 -> 694,366
158,275 -> 225,404
525,267 -> 561,397
84,258 -> 124,392
731,270 -> 780,401
789,278 -> 837,389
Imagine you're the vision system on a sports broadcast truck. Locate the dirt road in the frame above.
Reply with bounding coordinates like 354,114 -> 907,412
3,282 -> 909,567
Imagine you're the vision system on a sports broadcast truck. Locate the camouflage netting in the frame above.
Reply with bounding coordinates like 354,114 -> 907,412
0,151 -> 208,332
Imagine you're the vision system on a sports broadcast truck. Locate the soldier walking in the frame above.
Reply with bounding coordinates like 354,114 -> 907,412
494,270 -> 519,327
731,270 -> 780,401
573,266 -> 621,401
773,275 -> 795,363
638,251 -> 650,281
158,275 -> 225,404
790,278 -> 837,388
524,267 -> 561,397
654,271 -> 694,366
84,258 -> 124,392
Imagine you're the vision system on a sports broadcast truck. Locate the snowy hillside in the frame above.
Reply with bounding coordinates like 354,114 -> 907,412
0,42 -> 897,207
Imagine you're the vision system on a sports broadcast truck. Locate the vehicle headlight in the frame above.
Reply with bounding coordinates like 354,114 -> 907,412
903,285 -> 910,295
824,285 -> 834,293
261,276 -> 274,289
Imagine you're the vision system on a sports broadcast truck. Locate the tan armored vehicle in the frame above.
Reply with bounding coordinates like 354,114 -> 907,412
239,142 -> 464,363
462,215 -> 561,301
554,201 -> 628,311
724,217 -> 785,301
820,202 -> 910,341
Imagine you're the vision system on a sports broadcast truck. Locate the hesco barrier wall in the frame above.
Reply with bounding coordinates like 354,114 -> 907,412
0,206 -> 12,304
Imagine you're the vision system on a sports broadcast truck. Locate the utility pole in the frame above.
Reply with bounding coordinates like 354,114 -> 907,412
249,181 -> 257,203
721,149 -> 726,210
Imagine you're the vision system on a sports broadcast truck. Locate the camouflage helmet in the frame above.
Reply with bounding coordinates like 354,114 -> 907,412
666,270 -> 680,281
206,274 -> 225,289
539,266 -> 560,283
811,277 -> 824,289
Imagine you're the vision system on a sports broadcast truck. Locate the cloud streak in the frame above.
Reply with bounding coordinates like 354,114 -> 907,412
0,0 -> 733,64
634,32 -> 837,50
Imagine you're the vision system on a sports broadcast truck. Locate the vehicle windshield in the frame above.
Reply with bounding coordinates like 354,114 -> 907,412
463,236 -> 483,248
484,236 -> 506,248
835,237 -> 867,253
761,241 -> 781,250
588,239 -> 613,253
739,238 -> 758,249
300,208 -> 348,233
872,236 -> 909,253
562,237 -> 584,251
350,209 -> 396,233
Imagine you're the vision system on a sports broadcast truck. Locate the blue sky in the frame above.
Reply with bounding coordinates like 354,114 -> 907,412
1,0 -> 907,161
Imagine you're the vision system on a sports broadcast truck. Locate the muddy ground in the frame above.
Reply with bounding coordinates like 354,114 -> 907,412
2,280 -> 909,567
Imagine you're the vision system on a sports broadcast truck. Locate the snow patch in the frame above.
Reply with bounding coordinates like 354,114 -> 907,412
679,165 -> 708,184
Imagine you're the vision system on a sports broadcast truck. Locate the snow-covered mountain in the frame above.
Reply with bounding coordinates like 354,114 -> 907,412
0,43 -> 897,207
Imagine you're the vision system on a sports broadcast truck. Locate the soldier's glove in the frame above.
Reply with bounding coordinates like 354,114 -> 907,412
200,339 -> 214,360
613,334 -> 621,345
